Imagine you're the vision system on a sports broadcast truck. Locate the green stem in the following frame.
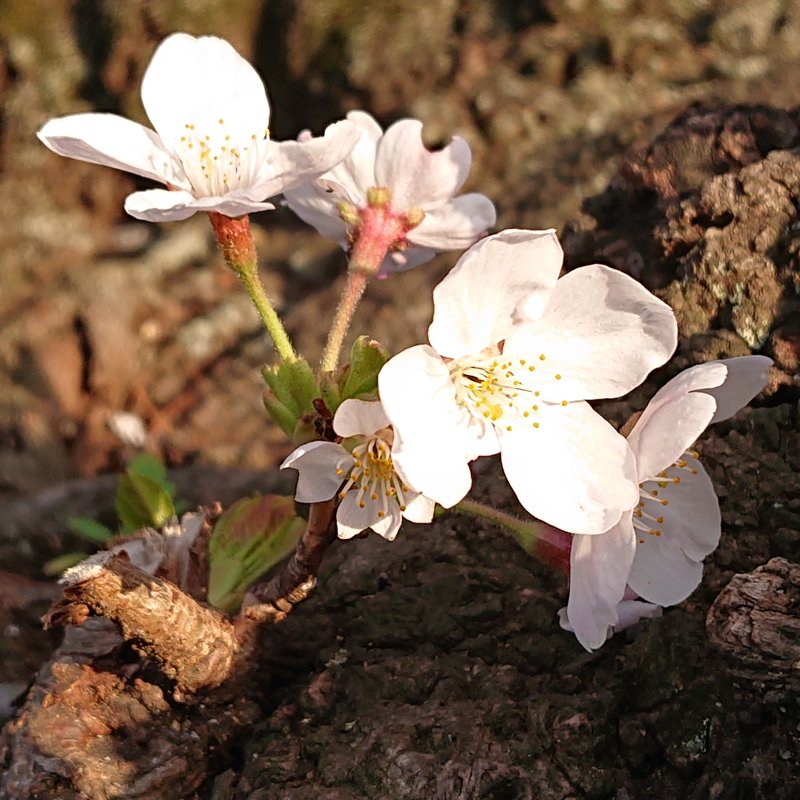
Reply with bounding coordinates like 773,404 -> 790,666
452,499 -> 572,574
208,212 -> 297,363
321,268 -> 368,373
236,261 -> 297,362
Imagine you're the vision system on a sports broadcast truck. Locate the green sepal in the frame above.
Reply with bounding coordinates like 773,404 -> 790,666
319,371 -> 342,416
116,455 -> 176,533
261,357 -> 318,417
263,390 -> 299,435
339,336 -> 389,401
207,494 -> 306,613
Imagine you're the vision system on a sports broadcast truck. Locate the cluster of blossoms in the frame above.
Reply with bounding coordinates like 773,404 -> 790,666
39,32 -> 771,651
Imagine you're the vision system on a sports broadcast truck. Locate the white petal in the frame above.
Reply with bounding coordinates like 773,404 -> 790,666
428,229 -> 562,359
249,121 -> 359,199
370,507 -> 404,541
402,493 -> 436,523
124,189 -> 204,221
123,188 -> 276,222
288,111 -> 382,210
567,515 -> 636,650
378,346 -> 473,507
508,265 -> 677,401
626,391 -> 717,480
38,113 -> 183,187
337,492 -> 379,539
281,441 -> 350,503
614,600 -> 663,630
283,182 -> 349,243
499,401 -> 639,535
374,119 -> 472,211
627,529 -> 704,606
408,193 -> 497,249
142,33 -> 269,153
333,399 -> 389,438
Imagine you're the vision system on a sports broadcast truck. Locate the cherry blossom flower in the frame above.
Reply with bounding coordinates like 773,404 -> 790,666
565,355 -> 772,650
283,111 -> 496,275
37,33 -> 358,222
281,399 -> 434,541
378,229 -> 678,535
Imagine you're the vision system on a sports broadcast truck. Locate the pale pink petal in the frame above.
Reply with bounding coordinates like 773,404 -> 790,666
705,356 -> 771,423
333,399 -> 389,438
38,113 -> 184,187
378,346 -> 474,508
408,193 -> 497,249
402,494 -> 436,523
377,246 -> 440,276
281,441 -> 351,503
627,528 -> 703,606
375,119 -> 471,211
123,189 -> 275,221
499,401 -> 639,535
249,121 -> 359,199
324,110 -> 383,205
630,361 -> 728,436
141,33 -> 269,153
641,457 -> 720,562
558,597 -> 662,640
507,265 -> 677,401
428,229 -> 562,359
567,515 -> 636,650
627,390 -> 717,481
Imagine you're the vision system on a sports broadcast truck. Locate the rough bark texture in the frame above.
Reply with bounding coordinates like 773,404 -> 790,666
707,557 -> 800,683
562,105 -> 800,395
0,619 -> 260,800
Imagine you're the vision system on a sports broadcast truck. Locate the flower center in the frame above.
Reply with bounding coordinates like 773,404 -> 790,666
633,451 -> 701,542
449,352 -> 565,432
176,119 -> 267,197
337,433 -> 410,518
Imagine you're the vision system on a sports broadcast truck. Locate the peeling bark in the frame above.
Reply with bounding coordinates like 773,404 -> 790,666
45,554 -> 243,695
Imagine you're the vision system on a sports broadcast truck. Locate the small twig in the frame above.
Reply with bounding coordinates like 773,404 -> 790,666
240,498 -> 337,623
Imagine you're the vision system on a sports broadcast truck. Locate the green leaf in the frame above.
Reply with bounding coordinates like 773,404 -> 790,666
116,470 -> 176,532
126,453 -> 176,499
340,336 -> 389,400
68,517 -> 114,544
208,494 -> 306,613
43,551 -> 90,577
